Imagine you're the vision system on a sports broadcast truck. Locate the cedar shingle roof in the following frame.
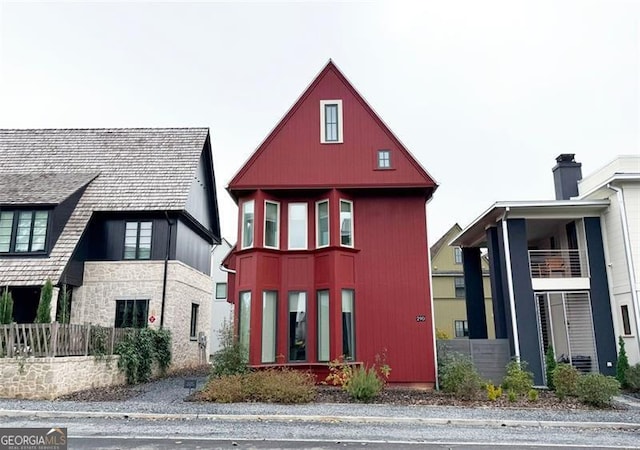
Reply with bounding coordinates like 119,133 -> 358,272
0,128 -> 210,286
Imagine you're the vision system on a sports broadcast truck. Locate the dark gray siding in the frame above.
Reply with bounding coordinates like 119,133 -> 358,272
175,219 -> 211,275
462,247 -> 488,339
486,226 -> 508,339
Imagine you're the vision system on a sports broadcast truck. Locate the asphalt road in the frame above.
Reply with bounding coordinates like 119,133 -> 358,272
2,416 -> 639,450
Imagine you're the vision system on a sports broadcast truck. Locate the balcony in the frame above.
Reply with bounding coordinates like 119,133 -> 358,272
528,249 -> 589,279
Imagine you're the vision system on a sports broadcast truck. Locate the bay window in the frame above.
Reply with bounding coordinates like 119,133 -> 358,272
239,291 -> 251,357
262,291 -> 277,363
317,290 -> 330,362
241,200 -> 254,249
264,201 -> 280,249
342,289 -> 355,360
288,291 -> 307,361
316,200 -> 329,248
340,200 -> 353,247
288,203 -> 307,250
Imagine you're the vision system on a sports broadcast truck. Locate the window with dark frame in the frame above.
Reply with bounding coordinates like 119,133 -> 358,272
324,104 -> 339,142
454,320 -> 469,338
0,210 -> 49,253
288,291 -> 307,361
454,277 -> 465,298
342,289 -> 355,360
114,299 -> 149,328
454,247 -> 463,264
190,303 -> 199,339
621,305 -> 632,336
215,282 -> 227,299
124,221 -> 152,260
377,150 -> 391,169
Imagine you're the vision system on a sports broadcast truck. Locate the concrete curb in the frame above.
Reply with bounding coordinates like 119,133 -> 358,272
1,409 -> 639,430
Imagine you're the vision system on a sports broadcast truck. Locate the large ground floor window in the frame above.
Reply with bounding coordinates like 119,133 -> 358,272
342,289 -> 355,360
239,292 -> 251,359
288,292 -> 307,361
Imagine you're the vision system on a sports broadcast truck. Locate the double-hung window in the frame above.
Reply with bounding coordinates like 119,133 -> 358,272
288,203 -> 307,250
316,200 -> 329,248
454,247 -> 463,264
0,210 -> 49,253
454,320 -> 469,338
264,201 -> 280,249
320,100 -> 343,144
241,200 -> 255,249
454,277 -> 465,298
124,221 -> 152,259
339,200 -> 353,247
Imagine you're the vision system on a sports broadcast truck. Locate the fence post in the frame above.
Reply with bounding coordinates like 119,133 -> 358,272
8,323 -> 15,358
110,327 -> 116,355
50,322 -> 58,357
85,323 -> 91,356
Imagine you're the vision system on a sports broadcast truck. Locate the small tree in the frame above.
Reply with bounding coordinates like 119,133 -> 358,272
545,346 -> 557,390
57,284 -> 71,324
36,279 -> 53,323
616,336 -> 630,388
210,319 -> 248,378
0,286 -> 14,324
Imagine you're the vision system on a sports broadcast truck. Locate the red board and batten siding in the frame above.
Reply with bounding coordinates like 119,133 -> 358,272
226,61 -> 437,385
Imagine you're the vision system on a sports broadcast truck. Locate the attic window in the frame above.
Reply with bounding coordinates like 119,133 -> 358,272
320,100 -> 343,144
377,150 -> 391,169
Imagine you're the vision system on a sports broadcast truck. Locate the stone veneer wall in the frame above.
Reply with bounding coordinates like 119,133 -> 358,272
0,356 -> 125,400
71,260 -> 211,367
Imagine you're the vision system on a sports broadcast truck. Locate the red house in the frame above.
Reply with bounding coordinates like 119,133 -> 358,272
225,61 -> 438,385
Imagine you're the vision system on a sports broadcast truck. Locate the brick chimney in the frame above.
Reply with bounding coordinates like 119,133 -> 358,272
552,154 -> 582,200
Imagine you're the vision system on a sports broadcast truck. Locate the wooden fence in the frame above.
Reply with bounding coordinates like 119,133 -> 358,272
0,323 -> 134,358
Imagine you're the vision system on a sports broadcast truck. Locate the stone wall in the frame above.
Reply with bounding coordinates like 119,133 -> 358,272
0,356 -> 125,400
71,260 -> 212,367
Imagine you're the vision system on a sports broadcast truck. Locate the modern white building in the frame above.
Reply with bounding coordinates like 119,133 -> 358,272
210,238 -> 234,358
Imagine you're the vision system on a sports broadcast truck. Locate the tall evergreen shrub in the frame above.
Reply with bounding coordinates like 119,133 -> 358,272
36,279 -> 53,323
0,287 -> 13,324
617,336 -> 630,388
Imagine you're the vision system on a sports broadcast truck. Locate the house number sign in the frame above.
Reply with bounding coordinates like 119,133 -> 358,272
416,315 -> 426,322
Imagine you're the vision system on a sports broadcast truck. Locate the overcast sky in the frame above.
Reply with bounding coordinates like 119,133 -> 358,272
1,0 -> 638,244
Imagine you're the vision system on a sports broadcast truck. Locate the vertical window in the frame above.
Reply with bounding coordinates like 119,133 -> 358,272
0,211 -> 14,253
262,291 -> 277,363
320,100 -> 343,144
241,200 -> 254,249
377,150 -> 391,169
215,282 -> 228,299
316,200 -> 329,248
340,200 -> 353,247
264,201 -> 280,249
621,305 -> 632,336
454,320 -> 469,338
115,299 -> 149,328
239,292 -> 251,358
342,289 -> 355,360
454,277 -> 465,298
190,303 -> 199,339
288,203 -> 308,250
288,292 -> 307,361
317,290 -> 330,362
124,221 -> 152,260
454,247 -> 463,264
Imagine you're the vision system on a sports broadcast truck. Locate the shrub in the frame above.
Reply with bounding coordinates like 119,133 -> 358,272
439,352 -> 483,400
0,287 -> 13,325
486,383 -> 502,401
507,389 -> 517,402
36,279 -> 53,323
577,374 -> 620,407
345,366 -> 385,402
115,328 -> 172,384
210,319 -> 248,378
436,328 -> 450,340
616,336 -> 630,388
527,389 -> 539,402
502,360 -> 533,396
553,363 -> 580,401
625,364 -> 640,392
200,369 -> 316,403
545,346 -> 557,390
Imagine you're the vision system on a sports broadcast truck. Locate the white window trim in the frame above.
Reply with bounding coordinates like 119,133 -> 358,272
263,200 -> 280,249
339,199 -> 354,248
315,199 -> 330,248
288,202 -> 308,250
241,200 -> 255,250
377,150 -> 391,169
320,99 -> 343,144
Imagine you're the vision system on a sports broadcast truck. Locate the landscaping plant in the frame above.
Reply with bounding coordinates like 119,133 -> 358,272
576,373 -> 620,407
527,389 -> 539,402
625,363 -> 640,392
616,336 -> 630,388
115,328 -> 172,384
502,359 -> 534,397
57,284 -> 71,324
553,363 -> 579,401
36,279 -> 53,323
210,319 -> 248,378
486,383 -> 502,401
0,286 -> 13,325
439,352 -> 484,400
325,351 -> 391,402
545,346 -> 557,390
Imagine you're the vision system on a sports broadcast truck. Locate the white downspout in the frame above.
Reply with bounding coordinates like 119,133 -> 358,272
608,183 -> 640,350
426,234 -> 439,390
501,207 -> 521,361
219,264 -> 236,275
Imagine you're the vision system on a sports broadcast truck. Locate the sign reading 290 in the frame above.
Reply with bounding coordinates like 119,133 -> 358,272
415,315 -> 426,322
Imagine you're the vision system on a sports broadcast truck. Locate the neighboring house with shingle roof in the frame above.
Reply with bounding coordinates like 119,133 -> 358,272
0,128 -> 221,365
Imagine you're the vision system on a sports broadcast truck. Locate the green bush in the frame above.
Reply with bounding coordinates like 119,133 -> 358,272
553,363 -> 580,401
36,279 -> 53,323
115,328 -> 172,384
527,389 -> 539,402
545,346 -> 557,390
345,366 -> 385,402
617,336 -> 630,388
439,352 -> 483,400
625,364 -> 640,392
486,383 -> 502,401
199,369 -> 316,403
210,320 -> 248,378
0,287 -> 13,325
507,389 -> 517,402
502,360 -> 533,396
577,374 -> 620,407
152,328 -> 172,375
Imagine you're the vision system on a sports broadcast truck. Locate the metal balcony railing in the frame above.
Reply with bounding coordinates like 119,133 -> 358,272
528,249 -> 588,279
